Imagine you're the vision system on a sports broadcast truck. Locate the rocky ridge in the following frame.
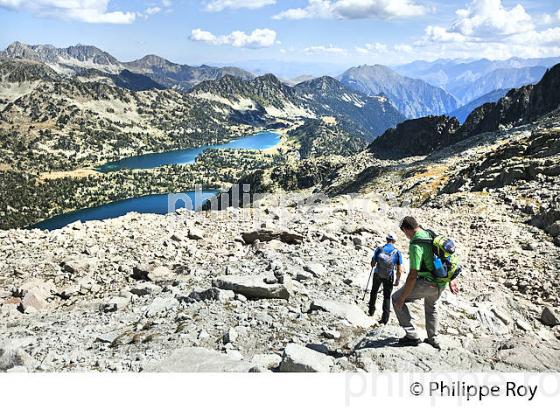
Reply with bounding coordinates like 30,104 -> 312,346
1,42 -> 254,91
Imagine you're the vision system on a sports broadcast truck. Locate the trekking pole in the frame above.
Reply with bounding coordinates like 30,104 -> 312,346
362,267 -> 375,301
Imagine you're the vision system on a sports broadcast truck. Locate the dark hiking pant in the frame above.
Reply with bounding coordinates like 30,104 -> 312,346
369,275 -> 394,323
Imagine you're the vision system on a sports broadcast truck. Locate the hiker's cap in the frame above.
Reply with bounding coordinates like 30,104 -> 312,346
386,232 -> 397,241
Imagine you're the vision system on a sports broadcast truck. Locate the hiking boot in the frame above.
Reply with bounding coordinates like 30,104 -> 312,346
397,336 -> 421,347
424,338 -> 441,350
379,319 -> 388,326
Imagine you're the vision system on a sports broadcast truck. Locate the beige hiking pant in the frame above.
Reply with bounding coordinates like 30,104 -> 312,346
392,278 -> 444,340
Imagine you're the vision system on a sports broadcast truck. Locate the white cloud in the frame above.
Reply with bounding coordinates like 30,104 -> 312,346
0,0 -> 137,24
190,28 -> 277,48
304,45 -> 348,55
273,0 -> 427,20
448,0 -> 534,38
355,42 -> 414,59
206,0 -> 276,12
355,42 -> 388,54
145,6 -> 162,16
394,43 -> 413,53
419,0 -> 560,60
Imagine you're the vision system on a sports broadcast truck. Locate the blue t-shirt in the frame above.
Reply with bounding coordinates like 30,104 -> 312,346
372,243 -> 403,275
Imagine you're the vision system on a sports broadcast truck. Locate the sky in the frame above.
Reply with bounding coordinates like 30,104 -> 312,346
0,0 -> 559,71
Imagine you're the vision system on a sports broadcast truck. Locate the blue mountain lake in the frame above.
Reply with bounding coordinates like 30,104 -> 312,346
98,130 -> 280,172
31,130 -> 280,230
30,190 -> 219,231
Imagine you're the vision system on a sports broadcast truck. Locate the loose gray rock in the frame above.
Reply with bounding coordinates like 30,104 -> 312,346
130,283 -> 162,297
310,299 -> 374,328
242,228 -> 304,245
251,353 -> 282,370
145,347 -> 252,372
541,307 -> 560,326
0,342 -> 37,372
279,344 -> 334,372
187,287 -> 235,302
101,296 -> 130,313
213,274 -> 293,300
144,297 -> 179,317
304,263 -> 327,277
188,228 -> 204,240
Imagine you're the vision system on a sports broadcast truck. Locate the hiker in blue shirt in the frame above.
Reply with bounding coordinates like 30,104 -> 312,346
368,232 -> 403,325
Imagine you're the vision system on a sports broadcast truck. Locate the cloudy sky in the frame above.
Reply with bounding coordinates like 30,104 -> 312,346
0,0 -> 559,68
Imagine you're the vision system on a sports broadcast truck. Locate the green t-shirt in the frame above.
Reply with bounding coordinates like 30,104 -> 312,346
409,229 -> 446,288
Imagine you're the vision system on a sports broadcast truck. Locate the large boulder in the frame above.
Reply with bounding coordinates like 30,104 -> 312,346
186,287 -> 235,303
368,115 -> 461,159
279,344 -> 334,372
61,258 -> 94,275
18,280 -> 56,313
310,299 -> 374,328
0,340 -> 37,372
242,228 -> 304,245
145,347 -> 252,372
132,264 -> 174,283
213,274 -> 293,300
144,297 -> 179,317
541,307 -> 560,327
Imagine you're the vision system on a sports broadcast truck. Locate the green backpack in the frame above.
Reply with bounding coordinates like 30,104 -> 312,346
411,229 -> 462,283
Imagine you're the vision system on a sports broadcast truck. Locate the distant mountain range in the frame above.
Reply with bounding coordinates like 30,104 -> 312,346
338,64 -> 459,119
1,42 -> 254,91
3,41 -> 557,127
369,63 -> 560,159
190,74 -> 404,140
450,89 -> 509,123
395,57 -> 560,105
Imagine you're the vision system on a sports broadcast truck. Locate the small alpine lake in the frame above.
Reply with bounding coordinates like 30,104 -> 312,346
30,190 -> 219,231
31,130 -> 281,230
97,130 -> 280,172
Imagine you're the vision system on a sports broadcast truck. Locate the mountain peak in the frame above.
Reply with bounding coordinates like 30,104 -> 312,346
129,54 -> 175,68
256,73 -> 281,83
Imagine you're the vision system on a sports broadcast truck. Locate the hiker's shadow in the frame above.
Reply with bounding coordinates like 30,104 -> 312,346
354,330 -> 400,350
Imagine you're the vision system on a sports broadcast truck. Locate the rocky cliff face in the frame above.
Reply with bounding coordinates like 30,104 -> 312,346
367,116 -> 461,159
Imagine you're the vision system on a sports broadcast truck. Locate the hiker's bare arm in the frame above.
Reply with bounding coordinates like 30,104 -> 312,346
450,280 -> 459,295
394,269 -> 417,309
394,264 -> 402,286
371,259 -> 377,268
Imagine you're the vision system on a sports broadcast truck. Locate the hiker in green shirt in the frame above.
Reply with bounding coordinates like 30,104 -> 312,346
392,216 -> 459,349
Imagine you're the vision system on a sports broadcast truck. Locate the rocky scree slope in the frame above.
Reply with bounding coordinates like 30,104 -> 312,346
1,191 -> 559,373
